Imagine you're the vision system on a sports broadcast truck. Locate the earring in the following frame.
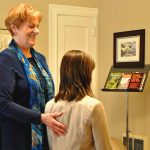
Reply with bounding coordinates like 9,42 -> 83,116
13,31 -> 17,36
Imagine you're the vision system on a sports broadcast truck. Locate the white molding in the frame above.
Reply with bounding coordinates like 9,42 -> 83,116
49,4 -> 98,96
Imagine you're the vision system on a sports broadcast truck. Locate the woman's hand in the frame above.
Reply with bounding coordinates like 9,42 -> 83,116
41,113 -> 67,136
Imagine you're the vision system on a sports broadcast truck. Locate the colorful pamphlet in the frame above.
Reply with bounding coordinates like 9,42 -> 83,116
105,72 -> 146,91
105,72 -> 122,89
128,73 -> 144,89
118,73 -> 132,89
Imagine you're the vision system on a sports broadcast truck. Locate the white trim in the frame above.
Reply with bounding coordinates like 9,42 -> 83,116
49,4 -> 98,96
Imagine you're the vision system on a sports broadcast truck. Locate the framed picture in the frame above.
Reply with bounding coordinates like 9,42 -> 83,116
0,35 -> 12,51
0,28 -> 11,51
113,29 -> 145,68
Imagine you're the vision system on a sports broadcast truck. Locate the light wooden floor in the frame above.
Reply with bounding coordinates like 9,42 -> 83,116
111,138 -> 127,150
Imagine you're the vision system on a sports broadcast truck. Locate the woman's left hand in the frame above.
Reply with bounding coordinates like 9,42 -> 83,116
41,113 -> 67,136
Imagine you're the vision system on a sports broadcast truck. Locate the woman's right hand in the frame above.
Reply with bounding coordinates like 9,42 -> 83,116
41,113 -> 67,136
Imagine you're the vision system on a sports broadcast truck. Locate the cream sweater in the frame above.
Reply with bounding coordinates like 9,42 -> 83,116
45,96 -> 125,150
45,96 -> 115,150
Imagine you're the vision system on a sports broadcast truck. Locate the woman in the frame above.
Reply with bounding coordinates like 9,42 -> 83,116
0,3 -> 66,150
45,50 -> 113,150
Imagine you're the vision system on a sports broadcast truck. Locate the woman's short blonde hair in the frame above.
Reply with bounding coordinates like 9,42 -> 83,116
5,3 -> 42,36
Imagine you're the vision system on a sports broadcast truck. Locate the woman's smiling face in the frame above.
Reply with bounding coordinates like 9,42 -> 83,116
12,17 -> 40,49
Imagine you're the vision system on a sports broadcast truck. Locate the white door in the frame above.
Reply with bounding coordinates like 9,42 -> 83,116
49,4 -> 98,97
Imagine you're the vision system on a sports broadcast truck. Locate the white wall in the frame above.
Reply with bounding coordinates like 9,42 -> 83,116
98,0 -> 150,140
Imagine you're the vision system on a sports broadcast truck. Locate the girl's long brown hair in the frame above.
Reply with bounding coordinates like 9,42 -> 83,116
55,50 -> 95,102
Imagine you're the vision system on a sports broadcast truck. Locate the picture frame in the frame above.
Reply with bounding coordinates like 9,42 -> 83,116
0,28 -> 11,51
113,29 -> 145,68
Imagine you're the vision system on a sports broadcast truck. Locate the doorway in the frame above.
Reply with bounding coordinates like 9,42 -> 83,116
49,4 -> 98,96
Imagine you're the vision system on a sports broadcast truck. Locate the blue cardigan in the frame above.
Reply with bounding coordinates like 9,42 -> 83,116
0,46 -> 51,149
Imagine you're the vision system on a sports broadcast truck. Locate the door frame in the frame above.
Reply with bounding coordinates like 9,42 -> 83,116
49,4 -> 98,96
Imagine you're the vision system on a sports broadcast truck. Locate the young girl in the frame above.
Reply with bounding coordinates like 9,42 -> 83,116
45,50 -> 113,150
